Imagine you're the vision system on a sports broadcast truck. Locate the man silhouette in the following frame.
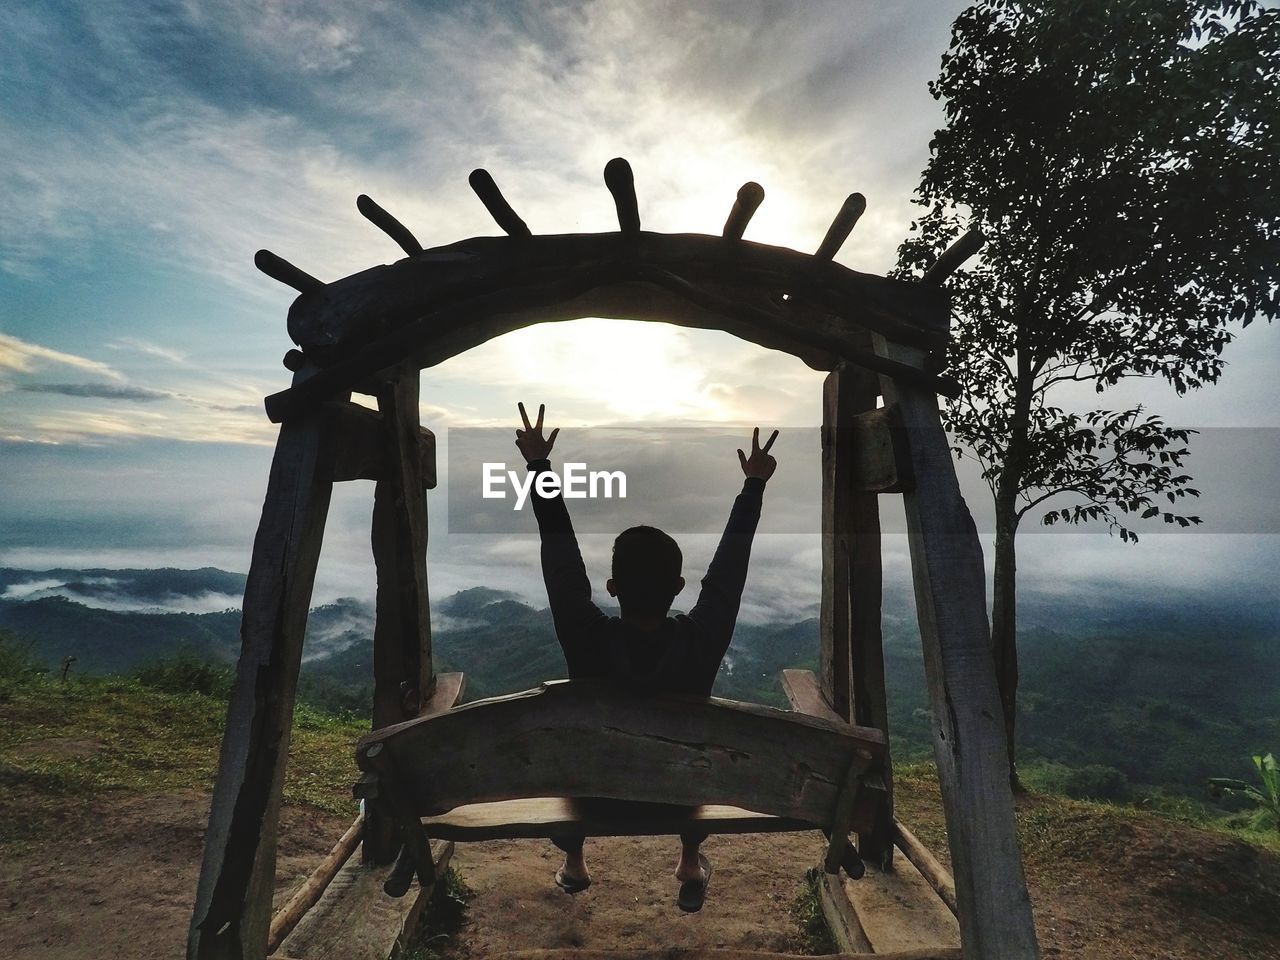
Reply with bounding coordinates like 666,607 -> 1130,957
515,402 -> 778,912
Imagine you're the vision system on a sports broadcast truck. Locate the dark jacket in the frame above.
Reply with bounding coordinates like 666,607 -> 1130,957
527,458 -> 765,695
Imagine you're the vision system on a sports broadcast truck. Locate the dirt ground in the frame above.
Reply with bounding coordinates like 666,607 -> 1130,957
441,832 -> 829,956
0,790 -> 347,960
2,784 -> 1278,959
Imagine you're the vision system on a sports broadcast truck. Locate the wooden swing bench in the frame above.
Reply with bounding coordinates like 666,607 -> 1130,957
353,673 -> 888,889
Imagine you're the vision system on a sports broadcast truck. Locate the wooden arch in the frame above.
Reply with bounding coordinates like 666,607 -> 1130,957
188,159 -> 1039,960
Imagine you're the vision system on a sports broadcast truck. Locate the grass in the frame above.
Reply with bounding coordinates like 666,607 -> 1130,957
0,651 -> 368,848
788,866 -> 837,955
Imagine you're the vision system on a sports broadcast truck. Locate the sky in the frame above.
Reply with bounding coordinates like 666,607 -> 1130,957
1,0 -> 1276,620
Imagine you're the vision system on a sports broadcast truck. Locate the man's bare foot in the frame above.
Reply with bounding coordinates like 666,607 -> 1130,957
675,853 -> 706,883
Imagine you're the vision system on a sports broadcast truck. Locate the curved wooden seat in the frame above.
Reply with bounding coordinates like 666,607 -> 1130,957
354,679 -> 886,877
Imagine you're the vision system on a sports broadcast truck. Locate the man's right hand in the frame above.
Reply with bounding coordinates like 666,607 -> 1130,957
738,427 -> 779,481
516,402 -> 559,463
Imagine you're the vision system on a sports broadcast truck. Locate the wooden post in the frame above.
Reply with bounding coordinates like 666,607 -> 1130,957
366,372 -> 434,864
820,366 -> 854,722
822,362 -> 895,868
875,338 -> 1040,959
188,383 -> 342,960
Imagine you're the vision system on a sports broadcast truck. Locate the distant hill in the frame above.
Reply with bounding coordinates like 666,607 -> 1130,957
0,566 -> 1276,796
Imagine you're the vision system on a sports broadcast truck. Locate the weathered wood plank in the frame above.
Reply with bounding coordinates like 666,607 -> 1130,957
281,232 -> 946,364
323,400 -> 436,488
420,797 -> 818,841
275,839 -> 453,960
874,335 -> 1040,959
357,681 -> 885,829
367,374 -> 434,864
188,379 -> 342,960
266,816 -> 363,954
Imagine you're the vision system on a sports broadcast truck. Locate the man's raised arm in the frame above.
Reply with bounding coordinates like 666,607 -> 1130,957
688,428 -> 779,663
516,403 -> 607,671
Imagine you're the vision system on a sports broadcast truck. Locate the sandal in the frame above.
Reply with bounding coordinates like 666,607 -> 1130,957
554,866 -> 591,894
677,854 -> 712,912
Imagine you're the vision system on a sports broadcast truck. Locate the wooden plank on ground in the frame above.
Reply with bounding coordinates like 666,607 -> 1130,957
266,816 -> 363,954
874,335 -> 1040,959
840,855 -> 961,955
188,380 -> 342,960
275,838 -> 453,960
420,798 -> 815,841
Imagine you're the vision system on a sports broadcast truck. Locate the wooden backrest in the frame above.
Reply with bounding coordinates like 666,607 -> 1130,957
356,680 -> 885,829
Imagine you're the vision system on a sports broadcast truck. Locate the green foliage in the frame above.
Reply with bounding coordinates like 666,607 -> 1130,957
0,630 -> 47,701
1210,753 -> 1280,831
1063,763 -> 1133,803
135,653 -> 233,699
789,867 -> 837,955
897,0 -> 1280,541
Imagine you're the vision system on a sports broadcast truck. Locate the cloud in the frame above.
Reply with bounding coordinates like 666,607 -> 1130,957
109,338 -> 188,364
18,382 -> 171,402
0,333 -> 124,381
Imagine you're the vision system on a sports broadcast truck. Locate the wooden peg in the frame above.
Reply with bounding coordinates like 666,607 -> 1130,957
468,169 -> 532,237
815,193 -> 867,261
357,194 -> 424,256
254,250 -> 324,294
603,157 -> 640,234
282,349 -> 306,372
722,182 -> 765,240
922,227 -> 986,286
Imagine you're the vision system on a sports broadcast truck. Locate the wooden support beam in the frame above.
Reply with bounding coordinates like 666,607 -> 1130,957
922,228 -> 985,286
357,194 -> 424,257
188,375 -> 343,960
815,193 -> 867,261
895,819 -> 959,917
281,231 -> 949,365
603,157 -> 640,234
820,365 -> 856,723
468,169 -> 531,238
275,839 -> 454,960
366,374 -> 434,864
722,181 -> 765,240
266,815 -> 363,955
255,249 -> 323,295
322,400 -> 436,488
873,335 -> 1040,960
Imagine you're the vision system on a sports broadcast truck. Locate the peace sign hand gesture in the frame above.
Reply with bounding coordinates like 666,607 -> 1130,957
737,427 -> 779,481
515,402 -> 560,463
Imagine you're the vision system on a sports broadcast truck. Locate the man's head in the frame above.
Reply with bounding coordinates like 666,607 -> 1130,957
607,525 -> 685,620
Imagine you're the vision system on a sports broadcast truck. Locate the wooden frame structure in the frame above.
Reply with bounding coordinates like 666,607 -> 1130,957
188,160 -> 1039,960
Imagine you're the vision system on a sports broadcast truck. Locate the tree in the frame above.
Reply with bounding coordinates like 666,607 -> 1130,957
896,0 -> 1280,788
